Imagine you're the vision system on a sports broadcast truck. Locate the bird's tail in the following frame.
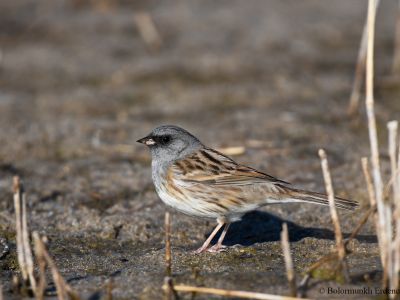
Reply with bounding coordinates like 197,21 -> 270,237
284,187 -> 358,211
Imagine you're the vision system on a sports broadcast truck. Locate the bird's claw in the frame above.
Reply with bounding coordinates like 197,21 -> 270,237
193,247 -> 207,254
193,244 -> 227,254
206,244 -> 227,253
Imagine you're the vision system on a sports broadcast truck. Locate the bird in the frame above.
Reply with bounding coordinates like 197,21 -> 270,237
137,125 -> 358,253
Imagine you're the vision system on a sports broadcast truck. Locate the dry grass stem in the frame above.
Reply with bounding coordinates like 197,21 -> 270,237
347,0 -> 380,115
280,223 -> 297,297
13,176 -> 37,294
365,0 -> 391,287
361,158 -> 384,257
163,277 -> 173,300
164,284 -> 306,300
33,232 -> 47,300
165,212 -> 172,277
134,12 -> 162,51
12,276 -> 19,296
388,121 -> 398,200
310,205 -> 374,275
0,284 -> 3,300
299,200 -> 376,292
33,232 -> 79,300
382,167 -> 400,201
306,252 -> 341,276
217,146 -> 246,156
298,154 -> 381,292
344,205 -> 375,248
318,149 -> 348,280
13,177 -> 27,281
394,189 -> 400,290
21,184 -> 36,294
387,121 -> 398,292
106,279 -> 113,300
393,124 -> 400,290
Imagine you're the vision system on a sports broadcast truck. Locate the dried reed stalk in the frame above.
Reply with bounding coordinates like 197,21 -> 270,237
394,147 -> 400,291
344,205 -> 375,248
13,177 -> 27,281
365,0 -> 391,288
163,284 -> 305,300
164,212 -> 172,277
347,0 -> 380,115
299,203 -> 375,294
388,121 -> 400,294
318,149 -> 348,281
12,276 -> 19,296
280,223 -> 297,297
106,279 -> 113,300
134,12 -> 162,51
33,232 -> 79,300
217,146 -> 246,156
163,277 -> 173,300
0,284 -> 3,300
361,157 -> 384,255
388,121 -> 398,200
33,232 -> 46,300
305,195 -> 376,272
13,176 -> 37,294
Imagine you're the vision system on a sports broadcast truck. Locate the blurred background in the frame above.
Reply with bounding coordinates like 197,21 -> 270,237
0,0 -> 399,298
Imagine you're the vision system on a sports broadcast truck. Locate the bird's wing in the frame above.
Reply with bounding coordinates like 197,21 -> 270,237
171,148 -> 289,186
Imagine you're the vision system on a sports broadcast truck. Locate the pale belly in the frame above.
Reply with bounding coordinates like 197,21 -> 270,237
155,186 -> 221,219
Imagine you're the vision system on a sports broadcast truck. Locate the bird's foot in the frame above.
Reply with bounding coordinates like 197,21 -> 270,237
206,244 -> 227,253
193,244 -> 227,254
193,246 -> 208,254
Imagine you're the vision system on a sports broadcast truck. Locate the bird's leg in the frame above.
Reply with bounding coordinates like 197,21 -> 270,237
207,223 -> 231,253
194,221 -> 224,254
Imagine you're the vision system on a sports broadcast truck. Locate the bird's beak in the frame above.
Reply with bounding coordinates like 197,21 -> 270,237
136,136 -> 156,146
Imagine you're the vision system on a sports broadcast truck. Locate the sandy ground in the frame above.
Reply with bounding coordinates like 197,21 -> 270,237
0,0 -> 399,299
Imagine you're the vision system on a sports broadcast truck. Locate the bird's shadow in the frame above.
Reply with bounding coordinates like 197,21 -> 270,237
209,211 -> 377,246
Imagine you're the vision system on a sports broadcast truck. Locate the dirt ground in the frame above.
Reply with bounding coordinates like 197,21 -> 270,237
0,0 -> 399,299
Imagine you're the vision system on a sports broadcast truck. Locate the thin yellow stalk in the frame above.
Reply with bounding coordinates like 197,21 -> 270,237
365,0 -> 390,287
106,279 -> 113,300
388,121 -> 398,200
344,205 -> 375,248
164,284 -> 306,300
393,127 -> 400,289
20,184 -> 36,294
361,158 -> 383,255
347,0 -> 380,115
13,177 -> 27,282
217,146 -> 246,156
387,121 -> 398,293
163,277 -> 173,300
33,232 -> 46,300
13,176 -> 37,293
133,12 -> 162,51
318,149 -> 348,280
280,223 -> 297,297
33,232 -> 79,300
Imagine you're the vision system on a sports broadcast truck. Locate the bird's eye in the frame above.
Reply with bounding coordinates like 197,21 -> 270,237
161,135 -> 171,144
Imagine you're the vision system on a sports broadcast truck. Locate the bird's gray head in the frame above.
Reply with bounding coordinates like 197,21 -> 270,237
137,125 -> 204,164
